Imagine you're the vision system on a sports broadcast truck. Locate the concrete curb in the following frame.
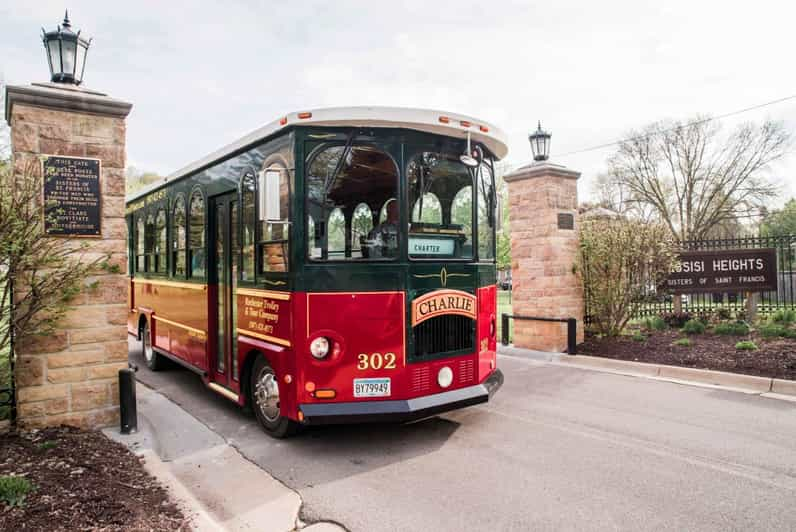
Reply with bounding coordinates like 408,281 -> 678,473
139,449 -> 223,532
498,346 -> 796,399
105,383 -> 345,531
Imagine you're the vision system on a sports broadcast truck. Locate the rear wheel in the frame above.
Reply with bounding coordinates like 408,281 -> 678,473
140,319 -> 165,371
250,356 -> 298,438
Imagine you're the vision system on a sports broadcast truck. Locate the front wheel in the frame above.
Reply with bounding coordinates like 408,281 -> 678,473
140,319 -> 165,371
250,357 -> 298,438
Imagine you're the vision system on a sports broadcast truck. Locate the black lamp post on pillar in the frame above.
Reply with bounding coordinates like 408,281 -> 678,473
41,11 -> 92,85
529,121 -> 552,162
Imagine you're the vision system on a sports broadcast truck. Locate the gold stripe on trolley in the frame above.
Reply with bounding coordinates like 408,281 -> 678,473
236,328 -> 292,347
134,278 -> 207,291
236,288 -> 291,301
152,315 -> 207,337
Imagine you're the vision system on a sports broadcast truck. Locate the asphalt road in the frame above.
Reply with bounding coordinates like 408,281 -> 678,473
128,338 -> 796,532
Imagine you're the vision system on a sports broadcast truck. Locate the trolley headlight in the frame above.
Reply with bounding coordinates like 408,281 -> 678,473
437,366 -> 453,388
310,337 -> 330,359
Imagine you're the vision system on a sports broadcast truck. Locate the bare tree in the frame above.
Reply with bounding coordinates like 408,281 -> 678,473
590,171 -> 656,221
605,117 -> 789,241
125,165 -> 163,194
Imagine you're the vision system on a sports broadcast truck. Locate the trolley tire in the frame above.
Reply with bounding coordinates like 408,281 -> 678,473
140,319 -> 165,371
250,356 -> 298,439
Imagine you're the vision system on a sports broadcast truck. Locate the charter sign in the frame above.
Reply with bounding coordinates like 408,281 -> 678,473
665,248 -> 777,294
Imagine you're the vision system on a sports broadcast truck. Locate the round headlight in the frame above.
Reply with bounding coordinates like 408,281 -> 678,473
437,366 -> 453,388
310,337 -> 330,359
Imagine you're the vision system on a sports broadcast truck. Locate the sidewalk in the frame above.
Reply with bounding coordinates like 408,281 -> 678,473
498,345 -> 796,401
103,384 -> 345,532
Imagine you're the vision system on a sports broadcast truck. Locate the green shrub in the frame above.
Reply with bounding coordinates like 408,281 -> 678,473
632,332 -> 646,342
672,338 -> 692,347
772,309 -> 796,325
714,321 -> 750,336
735,340 -> 758,351
36,440 -> 58,451
681,319 -> 705,335
759,323 -> 787,338
0,475 -> 35,507
643,316 -> 668,331
578,218 -> 677,336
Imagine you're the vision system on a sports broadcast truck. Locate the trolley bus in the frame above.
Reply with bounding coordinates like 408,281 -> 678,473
126,107 -> 505,437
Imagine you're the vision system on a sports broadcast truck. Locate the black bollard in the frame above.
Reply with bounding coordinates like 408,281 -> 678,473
119,366 -> 138,434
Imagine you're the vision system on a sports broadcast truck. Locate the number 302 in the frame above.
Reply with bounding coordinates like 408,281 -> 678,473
357,352 -> 397,370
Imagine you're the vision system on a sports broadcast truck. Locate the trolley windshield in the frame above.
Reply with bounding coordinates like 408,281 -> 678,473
305,139 -> 496,262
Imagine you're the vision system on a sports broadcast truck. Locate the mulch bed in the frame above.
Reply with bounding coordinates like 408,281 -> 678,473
580,330 -> 796,381
0,426 -> 187,531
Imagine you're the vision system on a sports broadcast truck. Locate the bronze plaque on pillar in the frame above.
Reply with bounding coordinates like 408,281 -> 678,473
557,212 -> 574,230
42,155 -> 102,237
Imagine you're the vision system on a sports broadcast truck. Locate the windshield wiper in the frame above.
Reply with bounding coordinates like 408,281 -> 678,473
323,131 -> 356,198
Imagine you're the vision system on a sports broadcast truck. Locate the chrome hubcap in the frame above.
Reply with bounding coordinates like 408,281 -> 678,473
254,369 -> 280,422
143,323 -> 153,362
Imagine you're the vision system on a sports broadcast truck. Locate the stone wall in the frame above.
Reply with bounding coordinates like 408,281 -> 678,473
7,83 -> 132,428
504,162 -> 584,352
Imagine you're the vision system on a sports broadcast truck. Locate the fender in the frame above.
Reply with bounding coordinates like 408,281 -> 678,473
134,307 -> 155,339
238,334 -> 297,417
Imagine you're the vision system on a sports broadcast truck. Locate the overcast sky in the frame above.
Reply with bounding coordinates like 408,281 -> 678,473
3,1 -> 796,204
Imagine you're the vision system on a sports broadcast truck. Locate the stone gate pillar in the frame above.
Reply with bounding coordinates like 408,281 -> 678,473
504,161 -> 584,352
6,82 -> 132,428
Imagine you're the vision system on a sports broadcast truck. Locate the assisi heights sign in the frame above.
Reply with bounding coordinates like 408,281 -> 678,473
665,248 -> 778,294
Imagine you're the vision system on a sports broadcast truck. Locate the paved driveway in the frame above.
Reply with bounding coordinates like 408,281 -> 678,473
129,338 -> 796,532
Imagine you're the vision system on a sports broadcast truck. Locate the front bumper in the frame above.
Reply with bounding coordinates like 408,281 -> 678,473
299,368 -> 504,425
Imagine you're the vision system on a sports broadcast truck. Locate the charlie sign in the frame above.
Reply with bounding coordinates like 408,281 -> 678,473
665,248 -> 777,294
411,289 -> 476,326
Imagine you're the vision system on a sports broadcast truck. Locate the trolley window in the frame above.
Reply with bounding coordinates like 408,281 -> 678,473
189,190 -> 205,279
407,152 -> 473,259
306,144 -> 399,260
172,196 -> 187,277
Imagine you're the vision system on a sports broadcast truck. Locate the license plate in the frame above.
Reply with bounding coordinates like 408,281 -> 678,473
354,378 -> 391,398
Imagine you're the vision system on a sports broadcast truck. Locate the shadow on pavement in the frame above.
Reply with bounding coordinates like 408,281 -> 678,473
128,335 -> 461,489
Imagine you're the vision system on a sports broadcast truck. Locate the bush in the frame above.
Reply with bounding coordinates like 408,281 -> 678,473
642,316 -> 668,331
632,332 -> 646,342
672,338 -> 692,347
714,321 -> 750,336
662,312 -> 693,328
759,323 -> 787,338
0,475 -> 35,507
735,340 -> 758,351
772,309 -> 796,325
681,319 -> 705,335
578,218 -> 677,336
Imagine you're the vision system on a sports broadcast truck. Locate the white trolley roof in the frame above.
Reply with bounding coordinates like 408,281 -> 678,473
128,106 -> 508,202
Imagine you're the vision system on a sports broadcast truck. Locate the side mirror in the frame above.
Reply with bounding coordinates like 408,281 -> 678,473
259,168 -> 282,221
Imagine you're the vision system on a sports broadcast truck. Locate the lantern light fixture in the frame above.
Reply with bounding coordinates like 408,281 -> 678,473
41,10 -> 92,86
529,121 -> 551,162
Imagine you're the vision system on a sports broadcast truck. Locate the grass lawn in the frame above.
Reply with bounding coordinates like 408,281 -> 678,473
497,289 -> 513,344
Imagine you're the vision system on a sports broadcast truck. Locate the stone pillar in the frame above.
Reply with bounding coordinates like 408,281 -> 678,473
6,82 -> 132,428
504,162 -> 584,352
